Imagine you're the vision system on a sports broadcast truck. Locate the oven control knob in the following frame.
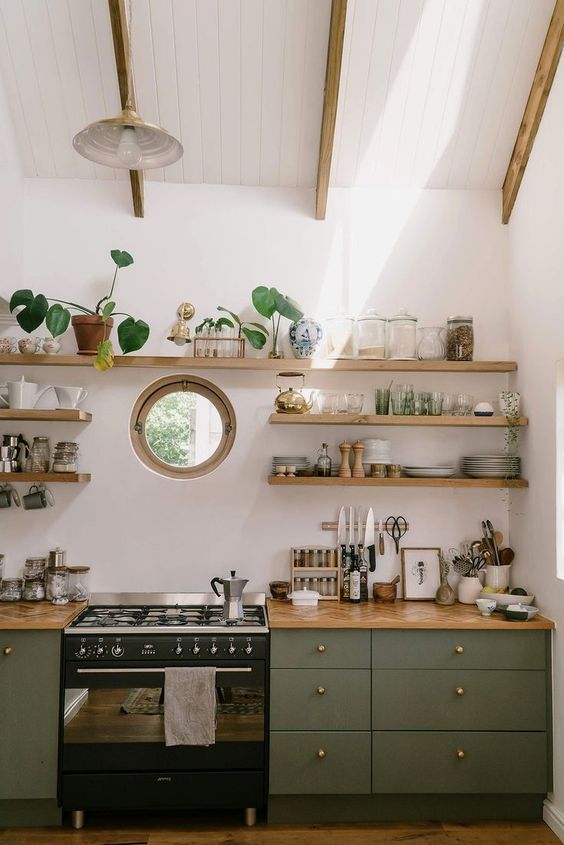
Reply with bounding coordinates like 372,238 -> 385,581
228,644 -> 236,655
210,644 -> 218,655
76,645 -> 87,658
244,643 -> 253,655
192,644 -> 201,655
95,645 -> 106,657
174,644 -> 183,656
111,644 -> 124,657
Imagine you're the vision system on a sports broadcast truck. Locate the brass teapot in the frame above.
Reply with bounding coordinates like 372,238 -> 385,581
274,372 -> 313,415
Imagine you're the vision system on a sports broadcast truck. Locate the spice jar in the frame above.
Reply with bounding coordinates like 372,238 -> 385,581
446,316 -> 474,361
387,308 -> 417,360
48,547 -> 66,568
67,566 -> 90,602
0,578 -> 22,602
356,311 -> 387,359
46,567 -> 69,604
52,442 -> 79,473
23,578 -> 45,601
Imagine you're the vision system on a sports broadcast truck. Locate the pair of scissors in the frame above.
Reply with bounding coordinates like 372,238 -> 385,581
385,516 -> 408,553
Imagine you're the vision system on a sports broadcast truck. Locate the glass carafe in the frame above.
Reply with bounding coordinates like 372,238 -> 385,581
417,327 -> 446,360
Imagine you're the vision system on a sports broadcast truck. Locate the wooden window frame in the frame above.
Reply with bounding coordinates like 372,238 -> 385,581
130,375 -> 236,479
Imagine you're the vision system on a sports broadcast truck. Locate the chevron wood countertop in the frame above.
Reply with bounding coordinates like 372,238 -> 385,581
0,602 -> 83,629
267,600 -> 555,630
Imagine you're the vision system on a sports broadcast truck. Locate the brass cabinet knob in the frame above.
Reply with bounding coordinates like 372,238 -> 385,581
3,647 -> 12,656
455,645 -> 464,655
317,749 -> 326,759
456,687 -> 465,696
456,750 -> 465,760
316,686 -> 326,696
317,644 -> 326,653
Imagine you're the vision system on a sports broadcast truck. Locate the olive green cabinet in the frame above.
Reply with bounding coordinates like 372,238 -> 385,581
0,630 -> 62,825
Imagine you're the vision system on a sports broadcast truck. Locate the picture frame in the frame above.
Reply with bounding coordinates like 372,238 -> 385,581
401,547 -> 441,600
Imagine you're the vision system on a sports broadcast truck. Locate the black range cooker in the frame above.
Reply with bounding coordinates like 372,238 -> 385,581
61,593 -> 269,830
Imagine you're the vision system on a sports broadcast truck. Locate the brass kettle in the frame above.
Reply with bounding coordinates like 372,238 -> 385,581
274,371 -> 313,414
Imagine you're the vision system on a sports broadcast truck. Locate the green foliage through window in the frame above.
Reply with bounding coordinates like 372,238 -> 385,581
145,392 -> 197,467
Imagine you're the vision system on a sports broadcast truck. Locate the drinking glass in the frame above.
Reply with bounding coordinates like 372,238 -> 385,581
374,388 -> 390,415
336,393 -> 348,414
345,393 -> 364,413
412,392 -> 428,416
390,391 -> 407,415
318,392 -> 338,414
428,391 -> 444,416
455,393 -> 474,416
441,394 -> 454,416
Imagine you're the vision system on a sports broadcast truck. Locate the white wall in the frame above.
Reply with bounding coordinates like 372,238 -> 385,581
508,59 -> 564,839
0,67 -> 23,292
0,181 -> 514,597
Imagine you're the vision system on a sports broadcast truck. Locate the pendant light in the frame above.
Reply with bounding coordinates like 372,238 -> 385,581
72,1 -> 183,170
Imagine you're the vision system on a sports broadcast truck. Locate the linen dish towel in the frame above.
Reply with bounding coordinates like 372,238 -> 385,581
164,666 -> 217,747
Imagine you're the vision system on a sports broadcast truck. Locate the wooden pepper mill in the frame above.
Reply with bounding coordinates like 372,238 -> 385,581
338,441 -> 352,478
352,440 -> 365,478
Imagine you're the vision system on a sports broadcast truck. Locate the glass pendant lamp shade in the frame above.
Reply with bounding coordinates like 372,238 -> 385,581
73,105 -> 183,170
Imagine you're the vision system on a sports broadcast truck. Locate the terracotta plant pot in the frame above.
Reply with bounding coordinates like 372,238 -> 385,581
72,315 -> 113,356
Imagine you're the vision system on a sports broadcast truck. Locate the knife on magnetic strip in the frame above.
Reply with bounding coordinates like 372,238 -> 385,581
364,507 -> 376,572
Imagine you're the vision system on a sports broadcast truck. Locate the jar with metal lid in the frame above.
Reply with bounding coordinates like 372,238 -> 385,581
23,557 -> 47,578
446,316 -> 474,361
356,310 -> 387,359
23,578 -> 45,601
48,547 -> 66,568
28,437 -> 50,472
67,566 -> 90,602
0,578 -> 22,602
387,308 -> 417,360
46,567 -> 69,604
323,316 -> 357,359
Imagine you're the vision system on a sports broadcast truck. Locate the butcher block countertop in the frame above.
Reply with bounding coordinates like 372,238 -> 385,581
0,601 -> 83,629
267,599 -> 555,630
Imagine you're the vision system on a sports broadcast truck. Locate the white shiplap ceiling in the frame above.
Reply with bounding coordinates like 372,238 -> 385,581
0,0 -> 556,190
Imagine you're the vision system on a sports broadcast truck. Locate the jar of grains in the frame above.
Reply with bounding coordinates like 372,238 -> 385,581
446,316 -> 474,361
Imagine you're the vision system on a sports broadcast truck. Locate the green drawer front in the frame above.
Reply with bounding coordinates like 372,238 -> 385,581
372,630 -> 546,670
372,670 -> 546,731
270,669 -> 371,730
271,630 -> 371,669
270,732 -> 371,794
372,731 -> 548,794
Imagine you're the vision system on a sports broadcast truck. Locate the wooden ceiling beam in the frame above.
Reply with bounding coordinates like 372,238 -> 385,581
108,0 -> 144,218
315,0 -> 347,220
502,0 -> 564,224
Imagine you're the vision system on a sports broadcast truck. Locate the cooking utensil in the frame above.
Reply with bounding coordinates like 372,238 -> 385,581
481,520 -> 502,566
499,547 -> 515,565
274,372 -> 313,414
210,570 -> 249,622
373,575 -> 400,603
494,530 -> 503,548
337,506 -> 347,579
385,516 -> 408,553
364,507 -> 376,572
378,520 -> 385,555
348,506 -> 355,557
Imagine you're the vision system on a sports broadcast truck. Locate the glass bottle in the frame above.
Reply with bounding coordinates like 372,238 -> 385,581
349,556 -> 361,604
316,443 -> 332,477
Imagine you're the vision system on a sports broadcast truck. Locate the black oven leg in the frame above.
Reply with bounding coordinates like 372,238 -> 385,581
71,810 -> 85,829
244,808 -> 256,826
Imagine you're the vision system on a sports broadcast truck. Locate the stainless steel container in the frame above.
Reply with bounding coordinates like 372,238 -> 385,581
48,547 -> 67,568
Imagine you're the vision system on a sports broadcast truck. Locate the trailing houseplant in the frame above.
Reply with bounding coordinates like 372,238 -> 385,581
251,286 -> 304,358
9,249 -> 149,371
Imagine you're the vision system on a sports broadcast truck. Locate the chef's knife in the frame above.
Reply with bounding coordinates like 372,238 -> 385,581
364,507 -> 376,572
348,506 -> 355,558
337,506 -> 347,566
378,520 -> 385,555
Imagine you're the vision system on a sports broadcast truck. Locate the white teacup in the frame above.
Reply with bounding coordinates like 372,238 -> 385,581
476,598 -> 496,616
54,386 -> 88,409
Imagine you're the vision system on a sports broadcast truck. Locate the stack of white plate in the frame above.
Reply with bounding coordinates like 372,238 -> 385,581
403,465 -> 456,478
272,456 -> 311,474
360,439 -> 392,464
461,455 -> 521,478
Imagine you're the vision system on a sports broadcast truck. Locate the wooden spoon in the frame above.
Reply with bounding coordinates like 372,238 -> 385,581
494,530 -> 504,548
499,547 -> 514,565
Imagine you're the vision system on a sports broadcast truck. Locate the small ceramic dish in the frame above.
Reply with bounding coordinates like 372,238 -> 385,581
288,589 -> 320,607
475,598 -> 496,616
502,604 -> 539,621
473,402 -> 494,416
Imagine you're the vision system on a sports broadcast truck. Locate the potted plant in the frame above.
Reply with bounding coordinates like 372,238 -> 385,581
216,307 -> 269,349
251,286 -> 304,358
9,250 -> 149,371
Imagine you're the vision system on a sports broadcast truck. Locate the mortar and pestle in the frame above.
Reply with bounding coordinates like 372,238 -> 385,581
373,575 -> 400,603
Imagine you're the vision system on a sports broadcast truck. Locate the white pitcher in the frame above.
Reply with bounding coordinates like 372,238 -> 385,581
0,377 -> 52,409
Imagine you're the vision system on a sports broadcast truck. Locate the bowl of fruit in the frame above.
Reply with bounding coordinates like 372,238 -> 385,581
479,586 -> 534,606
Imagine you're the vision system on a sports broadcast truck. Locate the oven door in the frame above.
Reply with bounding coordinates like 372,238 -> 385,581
62,660 -> 266,774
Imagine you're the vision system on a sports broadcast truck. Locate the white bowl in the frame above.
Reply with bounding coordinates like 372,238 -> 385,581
479,590 -> 534,606
288,589 -> 320,607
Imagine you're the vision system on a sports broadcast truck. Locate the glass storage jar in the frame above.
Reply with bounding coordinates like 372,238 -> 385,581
0,578 -> 22,602
52,441 -> 79,473
387,308 -> 417,360
417,327 -> 446,360
46,567 -> 69,604
23,577 -> 45,601
356,311 -> 387,359
28,437 -> 50,472
446,316 -> 474,361
68,566 -> 90,602
323,316 -> 356,359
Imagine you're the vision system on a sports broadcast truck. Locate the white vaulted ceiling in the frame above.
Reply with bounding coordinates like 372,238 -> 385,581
0,0 -> 556,189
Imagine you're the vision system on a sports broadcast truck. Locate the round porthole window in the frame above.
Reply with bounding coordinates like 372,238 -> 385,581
130,375 -> 236,479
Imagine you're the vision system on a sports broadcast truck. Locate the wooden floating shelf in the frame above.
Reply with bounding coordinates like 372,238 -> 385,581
268,475 -> 528,489
269,413 -> 528,427
0,354 -> 518,373
0,473 -> 91,483
0,409 -> 92,422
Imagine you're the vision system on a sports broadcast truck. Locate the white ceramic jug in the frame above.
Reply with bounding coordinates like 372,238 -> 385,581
0,377 -> 52,409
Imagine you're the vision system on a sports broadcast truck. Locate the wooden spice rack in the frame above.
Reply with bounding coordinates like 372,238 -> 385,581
290,547 -> 340,601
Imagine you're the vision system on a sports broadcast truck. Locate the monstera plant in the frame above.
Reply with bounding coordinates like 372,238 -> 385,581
251,286 -> 303,358
9,249 -> 149,371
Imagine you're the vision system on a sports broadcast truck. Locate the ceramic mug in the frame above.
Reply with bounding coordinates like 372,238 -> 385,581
22,484 -> 55,510
54,386 -> 88,409
0,484 -> 20,509
0,337 -> 16,353
475,598 -> 496,617
18,337 -> 41,354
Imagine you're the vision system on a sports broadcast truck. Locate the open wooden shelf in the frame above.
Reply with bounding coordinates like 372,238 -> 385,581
0,409 -> 91,422
268,475 -> 528,489
0,472 -> 91,483
0,354 -> 518,372
269,413 -> 528,427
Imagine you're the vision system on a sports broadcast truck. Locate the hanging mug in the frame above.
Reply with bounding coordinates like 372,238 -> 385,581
22,484 -> 55,510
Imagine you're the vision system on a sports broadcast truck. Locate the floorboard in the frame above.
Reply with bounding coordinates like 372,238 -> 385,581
0,816 -> 560,845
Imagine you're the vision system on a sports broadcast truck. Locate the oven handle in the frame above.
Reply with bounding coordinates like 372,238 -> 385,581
76,667 -> 253,674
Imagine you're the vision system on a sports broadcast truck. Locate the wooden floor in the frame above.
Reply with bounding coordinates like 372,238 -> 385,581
0,815 -> 560,845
